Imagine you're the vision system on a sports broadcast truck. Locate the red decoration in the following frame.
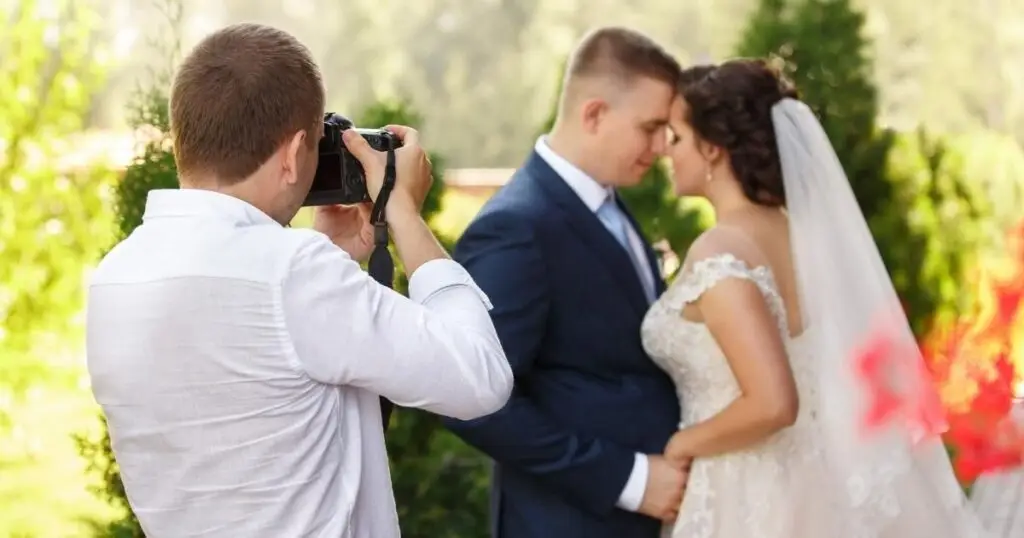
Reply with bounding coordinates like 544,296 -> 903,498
854,325 -> 948,440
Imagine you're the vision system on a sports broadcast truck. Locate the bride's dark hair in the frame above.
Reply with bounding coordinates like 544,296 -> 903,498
678,58 -> 799,207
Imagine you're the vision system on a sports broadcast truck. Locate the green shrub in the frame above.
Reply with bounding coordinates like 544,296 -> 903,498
736,0 -> 989,334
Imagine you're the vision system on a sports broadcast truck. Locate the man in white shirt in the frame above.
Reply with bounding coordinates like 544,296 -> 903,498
86,22 -> 513,538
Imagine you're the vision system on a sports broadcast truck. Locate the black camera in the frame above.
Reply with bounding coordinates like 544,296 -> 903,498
302,113 -> 402,206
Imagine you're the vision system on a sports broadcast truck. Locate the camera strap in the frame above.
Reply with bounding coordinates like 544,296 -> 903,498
367,146 -> 397,432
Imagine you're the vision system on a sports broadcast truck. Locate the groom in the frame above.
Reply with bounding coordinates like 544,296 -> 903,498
443,27 -> 686,538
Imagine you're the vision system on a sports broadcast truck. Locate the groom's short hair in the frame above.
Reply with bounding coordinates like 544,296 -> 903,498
564,27 -> 680,95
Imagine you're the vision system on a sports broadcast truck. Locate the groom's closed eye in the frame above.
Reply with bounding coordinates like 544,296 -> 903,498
642,120 -> 667,132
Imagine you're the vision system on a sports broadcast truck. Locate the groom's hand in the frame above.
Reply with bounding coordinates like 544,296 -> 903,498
638,455 -> 689,522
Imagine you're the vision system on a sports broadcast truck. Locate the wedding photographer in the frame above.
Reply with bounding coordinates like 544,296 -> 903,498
84,22 -> 513,538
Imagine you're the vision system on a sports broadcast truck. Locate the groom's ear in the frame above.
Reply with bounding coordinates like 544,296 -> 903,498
580,98 -> 608,133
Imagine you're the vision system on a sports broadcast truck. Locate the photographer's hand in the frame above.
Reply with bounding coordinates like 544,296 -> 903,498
313,202 -> 374,262
341,126 -> 432,217
342,126 -> 447,275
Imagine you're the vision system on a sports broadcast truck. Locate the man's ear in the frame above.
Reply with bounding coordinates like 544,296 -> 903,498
281,129 -> 307,186
579,98 -> 609,134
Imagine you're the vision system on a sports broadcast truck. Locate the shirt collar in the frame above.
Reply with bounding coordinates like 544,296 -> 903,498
142,188 -> 281,227
534,136 -> 613,213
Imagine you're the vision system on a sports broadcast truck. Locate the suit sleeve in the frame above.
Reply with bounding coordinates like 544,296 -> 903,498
442,209 -> 636,517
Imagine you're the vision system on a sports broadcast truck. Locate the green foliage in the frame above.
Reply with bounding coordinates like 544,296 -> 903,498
355,98 -> 491,538
883,130 -> 992,324
0,0 -> 113,400
75,416 -> 144,538
735,0 -> 988,334
945,130 -> 1024,232
737,0 -> 894,220
0,1 -> 126,535
112,86 -> 179,241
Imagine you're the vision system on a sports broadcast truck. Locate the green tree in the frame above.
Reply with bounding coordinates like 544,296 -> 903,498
0,1 -> 123,535
735,0 -> 988,334
737,0 -> 894,221
110,88 -> 179,241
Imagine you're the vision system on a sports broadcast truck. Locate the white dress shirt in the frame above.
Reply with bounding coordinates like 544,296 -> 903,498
86,188 -> 513,538
533,137 -> 652,512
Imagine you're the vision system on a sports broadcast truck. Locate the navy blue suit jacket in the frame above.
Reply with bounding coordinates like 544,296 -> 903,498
443,151 -> 681,538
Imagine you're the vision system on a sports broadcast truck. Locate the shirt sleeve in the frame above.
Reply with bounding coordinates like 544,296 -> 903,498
616,453 -> 648,512
281,234 -> 513,420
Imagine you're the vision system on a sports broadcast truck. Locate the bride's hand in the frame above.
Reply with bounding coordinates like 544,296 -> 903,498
664,431 -> 695,468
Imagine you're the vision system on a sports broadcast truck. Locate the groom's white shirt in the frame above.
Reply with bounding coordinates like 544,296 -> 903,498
86,188 -> 513,537
534,136 -> 651,512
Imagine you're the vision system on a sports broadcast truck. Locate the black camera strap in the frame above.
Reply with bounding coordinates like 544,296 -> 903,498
367,146 -> 397,432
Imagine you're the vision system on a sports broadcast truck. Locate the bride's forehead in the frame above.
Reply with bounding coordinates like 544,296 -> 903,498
670,98 -> 694,128
670,96 -> 688,116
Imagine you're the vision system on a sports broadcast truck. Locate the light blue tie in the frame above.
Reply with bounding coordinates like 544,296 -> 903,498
596,195 -> 655,302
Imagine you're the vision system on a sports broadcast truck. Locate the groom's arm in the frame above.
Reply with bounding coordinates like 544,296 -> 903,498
442,209 -> 639,518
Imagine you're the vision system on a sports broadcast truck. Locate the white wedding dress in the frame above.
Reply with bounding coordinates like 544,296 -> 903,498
640,252 -> 991,538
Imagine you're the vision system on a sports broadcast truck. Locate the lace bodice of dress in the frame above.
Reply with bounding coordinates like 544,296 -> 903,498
640,253 -> 819,430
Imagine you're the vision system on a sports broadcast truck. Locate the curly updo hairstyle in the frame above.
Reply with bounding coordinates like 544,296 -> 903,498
678,58 -> 799,206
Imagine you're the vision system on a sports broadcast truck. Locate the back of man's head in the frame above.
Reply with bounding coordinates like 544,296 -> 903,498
170,23 -> 324,185
560,26 -> 680,114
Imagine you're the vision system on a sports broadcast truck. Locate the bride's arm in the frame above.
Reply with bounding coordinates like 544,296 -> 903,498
664,274 -> 798,462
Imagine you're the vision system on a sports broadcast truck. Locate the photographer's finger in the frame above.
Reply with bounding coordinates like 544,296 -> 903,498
382,124 -> 419,146
341,129 -> 380,167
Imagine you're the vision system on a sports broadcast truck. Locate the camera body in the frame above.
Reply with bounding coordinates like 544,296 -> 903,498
303,113 -> 402,207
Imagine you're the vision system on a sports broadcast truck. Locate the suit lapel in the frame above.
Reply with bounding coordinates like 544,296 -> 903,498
524,152 -> 651,317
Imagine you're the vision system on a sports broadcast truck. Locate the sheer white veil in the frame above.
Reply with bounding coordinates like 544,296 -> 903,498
772,98 -> 988,533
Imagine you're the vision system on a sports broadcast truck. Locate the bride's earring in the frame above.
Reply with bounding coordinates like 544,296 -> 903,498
705,166 -> 713,183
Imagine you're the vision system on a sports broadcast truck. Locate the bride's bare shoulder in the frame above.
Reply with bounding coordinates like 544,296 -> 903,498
680,225 -> 769,273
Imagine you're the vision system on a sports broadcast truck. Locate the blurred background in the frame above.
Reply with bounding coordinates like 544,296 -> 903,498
2,0 -> 1023,536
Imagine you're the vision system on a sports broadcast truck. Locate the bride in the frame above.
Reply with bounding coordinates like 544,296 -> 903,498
640,58 -> 992,537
